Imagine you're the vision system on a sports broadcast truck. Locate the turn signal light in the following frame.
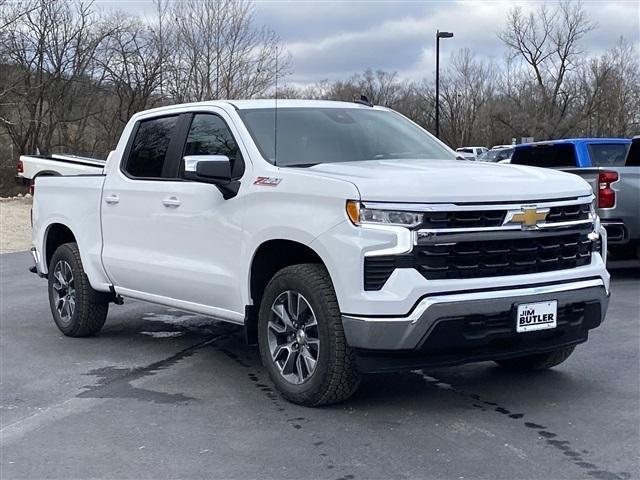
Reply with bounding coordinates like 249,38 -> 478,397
598,170 -> 618,209
346,200 -> 360,224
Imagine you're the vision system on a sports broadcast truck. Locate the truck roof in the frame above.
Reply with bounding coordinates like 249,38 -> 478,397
515,138 -> 630,149
226,99 -> 376,110
135,99 -> 380,118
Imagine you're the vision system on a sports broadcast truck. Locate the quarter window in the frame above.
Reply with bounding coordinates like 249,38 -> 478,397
125,116 -> 179,178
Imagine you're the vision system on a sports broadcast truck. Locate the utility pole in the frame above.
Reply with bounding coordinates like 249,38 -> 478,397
435,30 -> 454,139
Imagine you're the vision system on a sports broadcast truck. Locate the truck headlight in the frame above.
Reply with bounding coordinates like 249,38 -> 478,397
346,200 -> 423,227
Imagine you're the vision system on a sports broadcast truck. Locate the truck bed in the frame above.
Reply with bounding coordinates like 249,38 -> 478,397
31,174 -> 109,290
18,153 -> 106,182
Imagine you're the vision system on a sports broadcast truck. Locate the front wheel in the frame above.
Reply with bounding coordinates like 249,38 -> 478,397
48,243 -> 108,337
495,346 -> 575,371
257,264 -> 360,406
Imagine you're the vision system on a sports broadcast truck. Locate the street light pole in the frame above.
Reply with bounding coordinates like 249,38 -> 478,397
435,30 -> 454,139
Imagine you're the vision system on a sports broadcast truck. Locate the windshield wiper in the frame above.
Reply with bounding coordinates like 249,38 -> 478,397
283,163 -> 320,168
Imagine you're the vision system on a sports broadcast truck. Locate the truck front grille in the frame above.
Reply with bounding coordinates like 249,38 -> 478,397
362,198 -> 595,290
415,232 -> 592,280
547,203 -> 591,222
418,203 -> 591,230
421,210 -> 505,229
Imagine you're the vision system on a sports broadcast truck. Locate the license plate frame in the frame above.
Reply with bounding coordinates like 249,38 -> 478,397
516,300 -> 558,333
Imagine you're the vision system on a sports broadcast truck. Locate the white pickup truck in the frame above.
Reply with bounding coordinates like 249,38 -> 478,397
30,100 -> 610,406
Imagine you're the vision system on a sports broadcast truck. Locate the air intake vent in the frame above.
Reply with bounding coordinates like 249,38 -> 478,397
364,256 -> 396,290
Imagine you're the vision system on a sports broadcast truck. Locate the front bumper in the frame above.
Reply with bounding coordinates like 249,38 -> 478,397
342,278 -> 608,370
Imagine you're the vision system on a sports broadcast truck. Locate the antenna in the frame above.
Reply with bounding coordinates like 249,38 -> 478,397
274,45 -> 279,166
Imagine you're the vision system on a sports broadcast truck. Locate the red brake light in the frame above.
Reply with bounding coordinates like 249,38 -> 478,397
598,170 -> 618,209
29,182 -> 35,196
16,160 -> 23,174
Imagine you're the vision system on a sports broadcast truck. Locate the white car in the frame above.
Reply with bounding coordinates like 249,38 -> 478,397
455,146 -> 487,160
28,100 -> 610,406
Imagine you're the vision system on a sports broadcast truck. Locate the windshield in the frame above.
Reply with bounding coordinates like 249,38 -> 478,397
238,107 -> 456,166
479,148 -> 513,162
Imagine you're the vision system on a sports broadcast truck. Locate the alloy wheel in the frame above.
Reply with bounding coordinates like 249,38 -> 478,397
267,290 -> 320,385
52,260 -> 76,324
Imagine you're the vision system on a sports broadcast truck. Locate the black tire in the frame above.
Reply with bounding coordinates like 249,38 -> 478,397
48,242 -> 108,337
495,346 -> 575,371
257,264 -> 360,406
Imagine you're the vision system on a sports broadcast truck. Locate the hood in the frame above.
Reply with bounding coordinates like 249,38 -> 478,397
304,159 -> 592,203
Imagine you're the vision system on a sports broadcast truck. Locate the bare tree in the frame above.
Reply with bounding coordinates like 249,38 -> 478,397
95,12 -> 164,145
498,0 -> 596,138
439,49 -> 495,147
582,38 -> 640,137
0,0 -> 39,30
163,0 -> 288,102
0,0 -> 108,155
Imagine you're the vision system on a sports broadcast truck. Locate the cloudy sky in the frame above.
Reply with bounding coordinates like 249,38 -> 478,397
99,0 -> 640,86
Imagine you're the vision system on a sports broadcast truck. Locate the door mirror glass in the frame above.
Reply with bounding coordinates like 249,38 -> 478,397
184,155 -> 231,183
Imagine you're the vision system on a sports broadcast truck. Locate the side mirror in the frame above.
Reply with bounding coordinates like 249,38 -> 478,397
183,155 -> 240,199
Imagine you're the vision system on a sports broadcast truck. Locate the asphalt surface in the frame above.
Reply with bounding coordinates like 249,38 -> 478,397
1,251 -> 638,480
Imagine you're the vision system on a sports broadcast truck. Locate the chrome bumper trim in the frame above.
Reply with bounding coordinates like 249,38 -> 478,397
342,279 -> 609,350
344,279 -> 606,324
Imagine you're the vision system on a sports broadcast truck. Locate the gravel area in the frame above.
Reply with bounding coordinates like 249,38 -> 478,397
0,197 -> 32,254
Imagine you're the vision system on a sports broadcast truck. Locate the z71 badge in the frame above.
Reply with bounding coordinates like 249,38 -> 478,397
254,176 -> 282,186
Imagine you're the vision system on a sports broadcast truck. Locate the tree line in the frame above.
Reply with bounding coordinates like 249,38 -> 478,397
0,0 -> 638,194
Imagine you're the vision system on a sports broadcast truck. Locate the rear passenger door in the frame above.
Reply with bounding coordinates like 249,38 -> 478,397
101,114 -> 190,299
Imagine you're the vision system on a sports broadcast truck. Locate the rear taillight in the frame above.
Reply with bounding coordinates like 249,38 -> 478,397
598,170 -> 618,209
16,160 -> 23,174
29,181 -> 35,196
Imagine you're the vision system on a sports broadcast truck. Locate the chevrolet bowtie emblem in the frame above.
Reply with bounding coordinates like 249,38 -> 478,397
507,207 -> 549,230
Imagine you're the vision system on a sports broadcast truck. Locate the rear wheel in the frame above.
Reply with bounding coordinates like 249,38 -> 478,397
257,264 -> 360,406
48,243 -> 108,337
495,346 -> 575,371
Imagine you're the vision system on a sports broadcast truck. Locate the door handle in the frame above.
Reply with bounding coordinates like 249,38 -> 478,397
162,196 -> 181,208
104,194 -> 119,205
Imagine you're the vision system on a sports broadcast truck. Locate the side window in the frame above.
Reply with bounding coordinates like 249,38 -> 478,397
184,114 -> 244,178
125,116 -> 179,178
587,143 -> 628,167
510,144 -> 577,167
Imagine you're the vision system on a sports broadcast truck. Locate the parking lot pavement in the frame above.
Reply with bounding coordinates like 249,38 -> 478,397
1,251 -> 638,480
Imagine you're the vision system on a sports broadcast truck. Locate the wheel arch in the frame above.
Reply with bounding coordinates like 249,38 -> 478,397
245,239 -> 330,344
44,222 -> 77,269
